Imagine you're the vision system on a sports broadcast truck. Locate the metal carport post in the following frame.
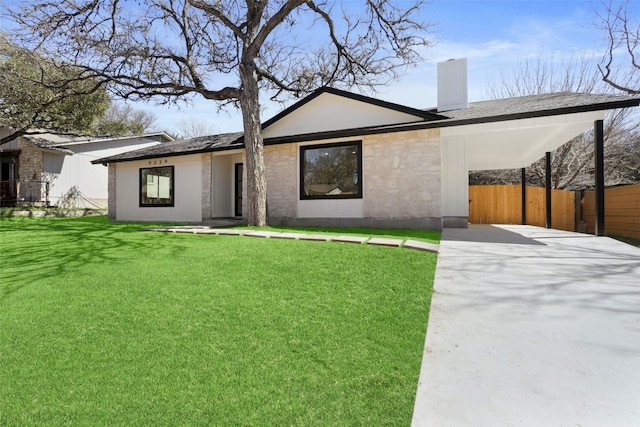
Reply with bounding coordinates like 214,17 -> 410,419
594,119 -> 605,236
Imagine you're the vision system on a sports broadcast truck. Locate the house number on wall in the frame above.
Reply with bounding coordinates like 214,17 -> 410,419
148,159 -> 169,165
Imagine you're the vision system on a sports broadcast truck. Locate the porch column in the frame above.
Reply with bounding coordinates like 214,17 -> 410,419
594,119 -> 605,236
521,167 -> 527,225
545,152 -> 552,229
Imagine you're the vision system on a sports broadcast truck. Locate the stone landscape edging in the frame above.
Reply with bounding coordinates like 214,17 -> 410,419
142,226 -> 440,253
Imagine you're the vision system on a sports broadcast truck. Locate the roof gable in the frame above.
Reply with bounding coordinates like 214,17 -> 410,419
261,87 -> 446,139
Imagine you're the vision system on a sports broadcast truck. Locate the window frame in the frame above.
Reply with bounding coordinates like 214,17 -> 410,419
139,165 -> 175,207
299,141 -> 363,200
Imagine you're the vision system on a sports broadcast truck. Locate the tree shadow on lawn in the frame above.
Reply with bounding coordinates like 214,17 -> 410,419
0,216 -> 184,302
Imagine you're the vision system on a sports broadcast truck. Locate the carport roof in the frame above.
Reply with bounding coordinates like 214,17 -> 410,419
430,92 -> 640,124
92,89 -> 640,165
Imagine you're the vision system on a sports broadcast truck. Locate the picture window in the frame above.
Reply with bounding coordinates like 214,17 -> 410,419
300,141 -> 362,199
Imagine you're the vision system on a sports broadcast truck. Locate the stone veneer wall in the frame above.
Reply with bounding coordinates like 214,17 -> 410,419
108,164 -> 116,220
201,153 -> 212,220
16,138 -> 44,201
264,143 -> 297,219
264,128 -> 443,229
362,128 -> 441,226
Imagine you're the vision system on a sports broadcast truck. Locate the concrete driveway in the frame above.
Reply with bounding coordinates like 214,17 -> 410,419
412,225 -> 640,426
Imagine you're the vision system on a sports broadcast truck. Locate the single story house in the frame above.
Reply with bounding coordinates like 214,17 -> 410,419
0,131 -> 173,208
93,60 -> 640,229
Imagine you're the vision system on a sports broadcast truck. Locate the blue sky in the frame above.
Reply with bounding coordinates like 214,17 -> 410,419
146,0 -> 619,136
378,1 -> 606,102
1,0 -> 633,136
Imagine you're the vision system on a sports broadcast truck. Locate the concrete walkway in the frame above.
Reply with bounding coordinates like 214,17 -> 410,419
412,225 -> 640,427
142,226 -> 440,252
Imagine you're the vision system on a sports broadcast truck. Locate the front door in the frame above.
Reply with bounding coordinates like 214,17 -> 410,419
234,163 -> 243,217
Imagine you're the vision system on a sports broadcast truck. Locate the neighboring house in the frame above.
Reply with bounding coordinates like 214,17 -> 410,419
93,60 -> 640,229
0,131 -> 174,208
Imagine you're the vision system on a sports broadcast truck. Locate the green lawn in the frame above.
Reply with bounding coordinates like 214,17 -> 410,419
0,216 -> 438,426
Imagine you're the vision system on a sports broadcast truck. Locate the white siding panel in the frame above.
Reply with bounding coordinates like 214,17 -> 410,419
441,136 -> 468,218
262,92 -> 423,139
48,137 -> 161,207
441,111 -> 605,170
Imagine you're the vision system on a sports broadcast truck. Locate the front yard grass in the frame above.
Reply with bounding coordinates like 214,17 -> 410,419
0,216 -> 438,426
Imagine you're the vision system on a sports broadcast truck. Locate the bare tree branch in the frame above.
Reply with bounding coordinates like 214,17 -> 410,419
480,53 -> 639,190
597,0 -> 640,94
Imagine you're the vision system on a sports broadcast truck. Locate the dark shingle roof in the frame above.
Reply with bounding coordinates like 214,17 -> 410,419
92,132 -> 243,164
93,91 -> 640,164
429,92 -> 639,123
25,136 -> 74,155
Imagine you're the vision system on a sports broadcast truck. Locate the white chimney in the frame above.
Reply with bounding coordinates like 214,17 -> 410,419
437,58 -> 468,112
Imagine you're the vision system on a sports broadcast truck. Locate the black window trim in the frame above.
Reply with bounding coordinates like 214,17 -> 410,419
139,165 -> 175,207
299,140 -> 363,200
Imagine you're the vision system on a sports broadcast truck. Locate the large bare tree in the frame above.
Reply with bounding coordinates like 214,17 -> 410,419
6,0 -> 433,225
598,0 -> 639,94
475,55 -> 638,190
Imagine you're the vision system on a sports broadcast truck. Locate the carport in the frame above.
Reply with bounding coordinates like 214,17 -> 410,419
437,92 -> 640,233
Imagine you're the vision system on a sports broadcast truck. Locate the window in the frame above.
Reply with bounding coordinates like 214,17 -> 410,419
300,141 -> 362,199
140,166 -> 174,207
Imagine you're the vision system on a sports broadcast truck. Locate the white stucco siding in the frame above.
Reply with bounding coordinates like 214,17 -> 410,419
114,154 -> 202,222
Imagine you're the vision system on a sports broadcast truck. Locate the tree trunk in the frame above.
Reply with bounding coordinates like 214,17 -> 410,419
239,61 -> 268,226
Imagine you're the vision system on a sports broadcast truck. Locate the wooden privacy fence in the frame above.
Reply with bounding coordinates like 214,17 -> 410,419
582,184 -> 640,238
469,185 -> 576,232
